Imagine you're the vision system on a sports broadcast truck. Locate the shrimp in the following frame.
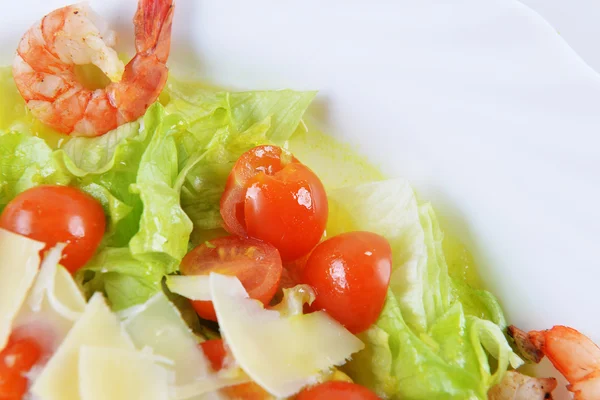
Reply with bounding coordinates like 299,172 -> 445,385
488,371 -> 557,400
12,0 -> 174,137
509,325 -> 600,400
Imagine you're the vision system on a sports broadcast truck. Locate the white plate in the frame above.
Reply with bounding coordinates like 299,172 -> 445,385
2,0 -> 599,396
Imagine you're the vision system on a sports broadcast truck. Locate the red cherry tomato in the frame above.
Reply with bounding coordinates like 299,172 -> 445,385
296,381 -> 380,400
0,336 -> 43,400
181,236 -> 283,321
0,185 -> 106,273
220,145 -> 328,262
200,339 -> 228,371
199,339 -> 271,400
301,232 -> 392,334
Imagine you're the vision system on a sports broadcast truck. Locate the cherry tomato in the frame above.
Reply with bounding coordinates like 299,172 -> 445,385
200,339 -> 228,371
301,232 -> 392,334
0,185 -> 106,273
295,381 -> 380,400
181,236 -> 283,321
0,336 -> 43,400
220,145 -> 328,262
199,339 -> 271,400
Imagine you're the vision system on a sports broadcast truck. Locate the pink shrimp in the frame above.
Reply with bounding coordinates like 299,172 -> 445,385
12,0 -> 174,137
509,325 -> 600,400
529,326 -> 600,400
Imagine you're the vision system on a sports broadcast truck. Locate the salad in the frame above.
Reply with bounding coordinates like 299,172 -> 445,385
1,0 -> 599,399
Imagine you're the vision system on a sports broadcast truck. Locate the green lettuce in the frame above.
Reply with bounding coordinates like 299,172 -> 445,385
0,132 -> 71,211
0,70 -> 315,311
166,78 -> 316,234
328,180 -> 522,399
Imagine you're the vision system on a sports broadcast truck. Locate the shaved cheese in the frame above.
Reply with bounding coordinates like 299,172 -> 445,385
209,273 -> 364,398
0,228 -> 44,349
27,243 -> 85,320
166,275 -> 211,301
14,244 -> 87,352
121,292 -> 212,388
31,293 -> 134,400
79,346 -> 170,400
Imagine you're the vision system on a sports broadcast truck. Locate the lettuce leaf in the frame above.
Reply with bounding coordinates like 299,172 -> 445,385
80,248 -> 165,311
328,180 -> 521,399
76,104 -> 193,309
0,132 -> 71,211
166,78 -> 316,234
0,69 -> 315,311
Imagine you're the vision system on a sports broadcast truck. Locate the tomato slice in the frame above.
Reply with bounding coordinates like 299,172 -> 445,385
295,381 -> 380,400
220,145 -> 328,262
300,231 -> 392,334
0,335 -> 44,400
200,339 -> 228,371
199,339 -> 271,400
181,236 -> 283,321
220,145 -> 296,237
0,185 -> 106,273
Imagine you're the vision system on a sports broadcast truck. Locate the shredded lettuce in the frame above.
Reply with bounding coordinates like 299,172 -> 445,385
328,180 -> 521,399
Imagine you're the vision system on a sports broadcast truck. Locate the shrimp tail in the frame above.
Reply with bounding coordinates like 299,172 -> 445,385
134,0 -> 174,62
508,325 -> 544,363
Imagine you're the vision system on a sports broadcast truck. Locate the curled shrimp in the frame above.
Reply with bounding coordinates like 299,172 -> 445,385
12,0 -> 174,137
509,325 -> 600,400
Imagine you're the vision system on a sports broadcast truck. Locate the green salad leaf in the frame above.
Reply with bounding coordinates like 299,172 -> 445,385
328,180 -> 522,399
0,132 -> 71,211
0,69 -> 315,311
165,78 -> 316,234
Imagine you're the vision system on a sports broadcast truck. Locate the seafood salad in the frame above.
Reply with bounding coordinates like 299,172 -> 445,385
0,1 -> 599,399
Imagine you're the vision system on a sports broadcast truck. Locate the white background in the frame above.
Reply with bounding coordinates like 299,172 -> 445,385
522,0 -> 600,72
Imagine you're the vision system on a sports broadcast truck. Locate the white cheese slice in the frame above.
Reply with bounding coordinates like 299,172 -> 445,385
166,275 -> 211,301
120,292 -> 212,389
27,243 -> 85,320
0,228 -> 44,349
79,346 -> 170,400
31,293 -> 135,400
209,273 -> 365,398
14,244 -> 86,350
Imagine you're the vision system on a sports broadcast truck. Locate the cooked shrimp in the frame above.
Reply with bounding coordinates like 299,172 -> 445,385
488,371 -> 557,400
510,325 -> 600,400
12,0 -> 174,137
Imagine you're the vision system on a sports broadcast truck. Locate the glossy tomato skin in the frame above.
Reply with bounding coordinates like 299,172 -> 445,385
0,336 -> 44,400
220,145 -> 328,262
244,162 -> 328,262
221,145 -> 295,237
295,381 -> 380,400
181,236 -> 283,321
0,185 -> 105,273
301,232 -> 392,334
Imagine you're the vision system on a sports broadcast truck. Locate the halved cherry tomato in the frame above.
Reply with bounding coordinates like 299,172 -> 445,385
181,236 -> 283,321
200,339 -> 228,371
295,381 -> 380,400
0,336 -> 43,400
0,185 -> 106,273
301,232 -> 392,334
199,339 -> 271,400
220,145 -> 328,262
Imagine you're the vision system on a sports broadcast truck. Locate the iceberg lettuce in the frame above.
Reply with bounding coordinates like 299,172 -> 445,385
328,180 -> 521,399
